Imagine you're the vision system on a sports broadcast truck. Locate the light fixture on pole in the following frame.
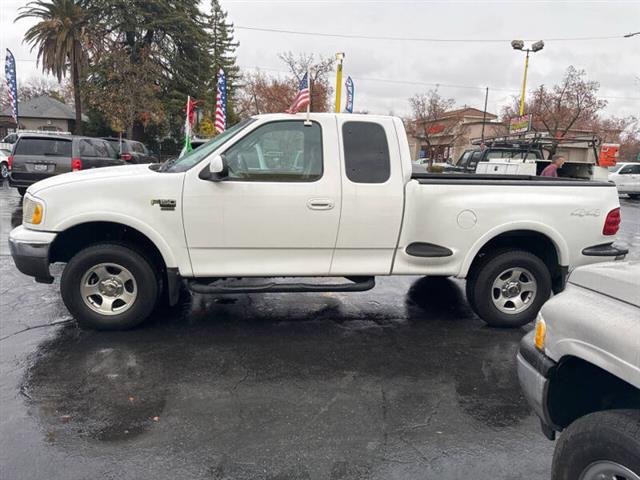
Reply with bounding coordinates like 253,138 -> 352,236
512,40 -> 544,116
334,52 -> 345,113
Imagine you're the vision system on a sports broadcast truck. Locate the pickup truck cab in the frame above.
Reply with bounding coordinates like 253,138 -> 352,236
8,113 -> 627,330
517,261 -> 640,479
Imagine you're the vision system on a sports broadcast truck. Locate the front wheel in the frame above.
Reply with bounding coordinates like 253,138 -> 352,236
61,243 -> 159,330
551,410 -> 640,480
466,249 -> 551,328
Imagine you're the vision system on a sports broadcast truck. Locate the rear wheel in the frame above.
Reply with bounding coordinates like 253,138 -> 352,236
0,162 -> 8,179
467,249 -> 551,328
551,410 -> 640,480
61,243 -> 159,330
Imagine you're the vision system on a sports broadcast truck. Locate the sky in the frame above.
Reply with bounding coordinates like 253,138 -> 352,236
1,0 -> 639,119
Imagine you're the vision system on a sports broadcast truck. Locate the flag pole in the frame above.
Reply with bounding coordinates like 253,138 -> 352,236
304,68 -> 312,126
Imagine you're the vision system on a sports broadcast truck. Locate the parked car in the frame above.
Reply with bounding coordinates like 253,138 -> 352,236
102,138 -> 158,164
608,162 -> 640,199
8,134 -> 125,195
0,147 -> 11,180
518,261 -> 639,480
9,113 -> 626,330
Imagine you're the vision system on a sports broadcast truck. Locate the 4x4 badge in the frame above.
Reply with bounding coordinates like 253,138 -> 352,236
150,199 -> 176,211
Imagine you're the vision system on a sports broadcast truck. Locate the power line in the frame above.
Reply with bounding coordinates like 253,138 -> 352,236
235,25 -> 634,43
239,64 -> 640,101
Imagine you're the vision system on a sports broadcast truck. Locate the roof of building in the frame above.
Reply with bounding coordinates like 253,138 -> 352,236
441,107 -> 498,119
0,95 -> 85,121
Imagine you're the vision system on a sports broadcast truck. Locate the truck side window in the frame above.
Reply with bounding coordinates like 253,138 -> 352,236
342,121 -> 390,183
223,121 -> 323,182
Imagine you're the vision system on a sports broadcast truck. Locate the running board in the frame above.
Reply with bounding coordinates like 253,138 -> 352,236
187,276 -> 375,294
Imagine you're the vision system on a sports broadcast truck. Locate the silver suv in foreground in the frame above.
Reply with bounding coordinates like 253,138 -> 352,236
518,261 -> 640,480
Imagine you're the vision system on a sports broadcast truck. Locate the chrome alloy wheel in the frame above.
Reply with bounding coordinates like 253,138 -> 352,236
491,267 -> 537,314
80,263 -> 137,316
579,461 -> 640,480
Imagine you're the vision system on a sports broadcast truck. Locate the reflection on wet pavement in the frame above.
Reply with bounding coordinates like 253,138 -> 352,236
1,184 -> 637,479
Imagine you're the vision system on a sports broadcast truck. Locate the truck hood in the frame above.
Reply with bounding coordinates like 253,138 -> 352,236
28,164 -> 156,195
569,261 -> 640,308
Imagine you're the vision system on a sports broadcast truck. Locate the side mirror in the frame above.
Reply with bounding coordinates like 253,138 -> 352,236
199,154 -> 228,181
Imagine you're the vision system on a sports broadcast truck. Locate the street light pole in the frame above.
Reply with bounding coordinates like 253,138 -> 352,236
511,40 -> 544,117
334,52 -> 345,113
519,49 -> 530,116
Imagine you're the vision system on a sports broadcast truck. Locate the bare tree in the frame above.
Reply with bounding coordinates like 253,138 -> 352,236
236,71 -> 296,117
502,66 -> 607,153
408,88 -> 459,161
278,52 -> 334,112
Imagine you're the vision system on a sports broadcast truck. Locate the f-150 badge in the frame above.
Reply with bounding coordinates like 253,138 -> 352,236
151,199 -> 177,211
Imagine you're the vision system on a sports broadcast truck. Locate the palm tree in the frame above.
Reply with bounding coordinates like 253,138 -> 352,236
17,0 -> 88,134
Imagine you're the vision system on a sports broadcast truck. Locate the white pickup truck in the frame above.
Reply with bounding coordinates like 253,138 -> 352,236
9,113 -> 627,330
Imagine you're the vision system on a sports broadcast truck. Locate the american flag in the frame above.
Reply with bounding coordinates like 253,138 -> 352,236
215,68 -> 226,133
5,49 -> 18,125
286,73 -> 310,114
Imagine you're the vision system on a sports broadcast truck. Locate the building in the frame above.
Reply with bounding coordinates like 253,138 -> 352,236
0,95 -> 86,137
408,107 -> 506,162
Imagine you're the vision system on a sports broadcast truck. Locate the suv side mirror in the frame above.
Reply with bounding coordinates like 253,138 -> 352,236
199,154 -> 228,181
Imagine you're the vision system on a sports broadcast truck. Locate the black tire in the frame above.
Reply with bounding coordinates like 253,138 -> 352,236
17,187 -> 27,196
61,243 -> 159,330
0,161 -> 8,180
468,249 -> 551,328
551,410 -> 640,480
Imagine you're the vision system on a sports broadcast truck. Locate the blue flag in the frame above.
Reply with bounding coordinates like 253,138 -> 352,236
5,49 -> 18,125
344,76 -> 354,113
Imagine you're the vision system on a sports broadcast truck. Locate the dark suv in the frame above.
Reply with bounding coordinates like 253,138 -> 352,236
9,134 -> 125,195
102,138 -> 158,164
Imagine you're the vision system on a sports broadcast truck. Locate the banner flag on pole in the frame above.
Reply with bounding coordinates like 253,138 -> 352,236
5,49 -> 18,125
215,69 -> 227,133
344,76 -> 354,113
180,95 -> 197,157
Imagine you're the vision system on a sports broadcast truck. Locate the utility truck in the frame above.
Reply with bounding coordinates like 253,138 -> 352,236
9,114 -> 627,330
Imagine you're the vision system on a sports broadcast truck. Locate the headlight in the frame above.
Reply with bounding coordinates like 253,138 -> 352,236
23,197 -> 44,225
534,313 -> 546,352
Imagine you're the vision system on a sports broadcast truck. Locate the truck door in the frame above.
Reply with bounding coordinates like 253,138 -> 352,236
330,118 -> 405,275
182,117 -> 342,277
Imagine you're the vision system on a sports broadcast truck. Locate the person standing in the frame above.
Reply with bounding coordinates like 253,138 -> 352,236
540,155 -> 566,177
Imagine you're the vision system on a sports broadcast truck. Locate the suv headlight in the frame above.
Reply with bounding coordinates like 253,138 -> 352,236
23,196 -> 44,225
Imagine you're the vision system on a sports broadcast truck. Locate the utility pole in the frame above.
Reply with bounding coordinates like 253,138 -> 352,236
481,87 -> 489,142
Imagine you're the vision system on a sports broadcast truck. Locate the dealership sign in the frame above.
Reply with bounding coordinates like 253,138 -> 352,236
509,114 -> 532,134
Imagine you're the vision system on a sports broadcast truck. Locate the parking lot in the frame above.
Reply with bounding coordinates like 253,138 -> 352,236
0,183 -> 638,480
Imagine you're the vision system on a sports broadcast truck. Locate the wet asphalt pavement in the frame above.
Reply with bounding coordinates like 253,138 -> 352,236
1,182 -> 638,480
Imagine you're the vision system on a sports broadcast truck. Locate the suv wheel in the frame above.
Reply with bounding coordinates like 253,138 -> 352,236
552,410 -> 640,480
0,161 -> 8,180
466,249 -> 551,328
61,243 -> 159,330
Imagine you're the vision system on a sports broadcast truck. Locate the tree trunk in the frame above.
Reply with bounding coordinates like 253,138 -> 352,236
72,44 -> 83,135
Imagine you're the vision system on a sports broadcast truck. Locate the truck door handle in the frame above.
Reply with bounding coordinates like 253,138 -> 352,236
307,198 -> 334,210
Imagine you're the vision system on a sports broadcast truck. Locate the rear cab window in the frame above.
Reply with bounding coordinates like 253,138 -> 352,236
342,121 -> 390,183
14,137 -> 72,157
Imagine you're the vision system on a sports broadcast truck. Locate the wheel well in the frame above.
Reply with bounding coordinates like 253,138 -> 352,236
548,356 -> 640,430
468,230 -> 564,292
49,222 -> 166,274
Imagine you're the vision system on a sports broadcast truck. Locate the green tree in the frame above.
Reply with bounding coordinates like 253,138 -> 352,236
208,0 -> 239,124
17,0 -> 89,134
85,0 -> 213,139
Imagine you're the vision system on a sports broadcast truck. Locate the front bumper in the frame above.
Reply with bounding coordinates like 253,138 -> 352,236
8,225 -> 57,283
517,331 -> 558,440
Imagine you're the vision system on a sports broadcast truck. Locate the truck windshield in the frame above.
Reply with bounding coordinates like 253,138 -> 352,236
161,118 -> 255,173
